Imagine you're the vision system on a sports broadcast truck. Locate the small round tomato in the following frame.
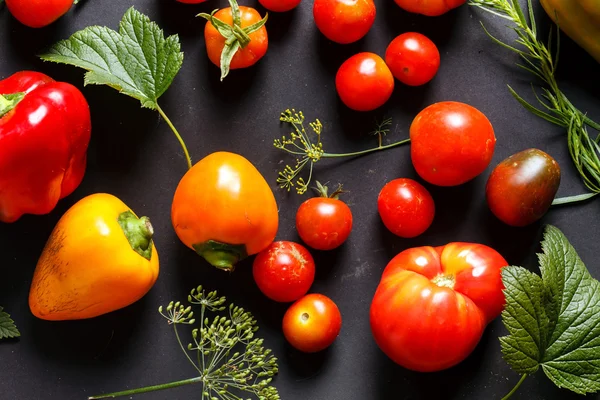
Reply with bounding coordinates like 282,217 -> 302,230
259,0 -> 301,12
204,5 -> 268,79
410,101 -> 496,186
486,149 -> 561,227
385,32 -> 440,86
378,178 -> 435,238
371,243 -> 507,372
313,0 -> 376,44
177,0 -> 207,3
6,0 -> 73,28
336,53 -> 394,112
253,241 -> 315,302
394,0 -> 465,16
283,294 -> 342,352
296,182 -> 353,250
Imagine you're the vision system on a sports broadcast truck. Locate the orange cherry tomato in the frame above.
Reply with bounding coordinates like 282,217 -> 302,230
283,293 -> 342,352
6,0 -> 73,28
370,243 -> 507,372
204,6 -> 268,71
336,52 -> 394,112
313,0 -> 376,44
171,152 -> 279,271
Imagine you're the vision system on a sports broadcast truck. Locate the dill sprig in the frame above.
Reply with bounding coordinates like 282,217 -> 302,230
469,0 -> 600,205
274,109 -> 409,195
89,286 -> 279,400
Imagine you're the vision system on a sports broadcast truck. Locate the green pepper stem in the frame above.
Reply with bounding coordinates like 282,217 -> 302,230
117,211 -> 154,260
501,374 -> 528,400
156,104 -> 192,170
88,376 -> 203,399
322,138 -> 411,158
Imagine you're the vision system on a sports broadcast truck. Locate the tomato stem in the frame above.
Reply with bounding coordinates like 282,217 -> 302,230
501,374 -> 528,400
552,192 -> 597,206
156,104 -> 193,170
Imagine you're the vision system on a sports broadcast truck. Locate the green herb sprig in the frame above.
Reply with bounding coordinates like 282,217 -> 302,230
499,225 -> 600,399
275,109 -> 409,194
469,0 -> 600,205
39,8 -> 193,170
89,286 -> 279,400
0,306 -> 20,340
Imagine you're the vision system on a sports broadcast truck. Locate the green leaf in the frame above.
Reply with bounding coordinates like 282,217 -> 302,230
0,92 -> 26,118
39,7 -> 183,110
500,225 -> 600,395
0,307 -> 20,339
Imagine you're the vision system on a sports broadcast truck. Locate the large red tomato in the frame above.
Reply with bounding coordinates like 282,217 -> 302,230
394,0 -> 465,16
370,243 -> 507,372
410,101 -> 496,186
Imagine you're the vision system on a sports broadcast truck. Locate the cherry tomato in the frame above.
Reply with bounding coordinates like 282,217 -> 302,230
253,241 -> 315,302
296,182 -> 352,250
313,0 -> 376,44
283,293 -> 342,352
378,178 -> 435,238
370,243 -> 507,372
336,53 -> 394,112
394,0 -> 465,16
486,149 -> 561,227
176,0 -> 207,3
204,6 -> 268,72
259,0 -> 301,12
410,101 -> 496,186
385,32 -> 440,86
6,0 -> 73,28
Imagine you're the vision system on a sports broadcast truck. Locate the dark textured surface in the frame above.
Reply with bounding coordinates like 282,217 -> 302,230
1,1 -> 599,399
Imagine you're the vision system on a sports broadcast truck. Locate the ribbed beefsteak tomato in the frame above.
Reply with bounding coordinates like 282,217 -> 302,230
370,243 -> 507,372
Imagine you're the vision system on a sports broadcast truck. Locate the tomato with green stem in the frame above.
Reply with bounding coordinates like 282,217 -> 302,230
410,101 -> 496,186
378,178 -> 435,238
313,0 -> 376,44
283,293 -> 342,352
259,0 -> 301,12
5,0 -> 76,28
296,182 -> 353,250
370,242 -> 507,372
198,0 -> 268,81
336,53 -> 395,111
253,241 -> 315,302
385,32 -> 440,86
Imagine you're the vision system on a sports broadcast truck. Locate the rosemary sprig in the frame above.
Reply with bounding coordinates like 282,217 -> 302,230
469,0 -> 600,205
275,109 -> 410,194
89,286 -> 279,400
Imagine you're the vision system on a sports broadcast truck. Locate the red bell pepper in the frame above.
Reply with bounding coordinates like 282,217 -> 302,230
0,71 -> 91,223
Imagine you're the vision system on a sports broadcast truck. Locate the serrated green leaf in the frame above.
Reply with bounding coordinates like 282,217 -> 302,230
39,7 -> 183,110
0,92 -> 26,118
0,306 -> 20,339
500,225 -> 600,395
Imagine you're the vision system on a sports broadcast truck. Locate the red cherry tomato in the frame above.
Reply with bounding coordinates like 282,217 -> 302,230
176,0 -> 207,3
486,148 -> 561,227
370,243 -> 507,372
385,32 -> 440,86
296,183 -> 353,250
410,101 -> 496,186
6,0 -> 73,28
336,53 -> 394,112
259,0 -> 301,12
253,241 -> 316,302
378,178 -> 435,238
313,0 -> 376,44
283,293 -> 342,352
394,0 -> 465,16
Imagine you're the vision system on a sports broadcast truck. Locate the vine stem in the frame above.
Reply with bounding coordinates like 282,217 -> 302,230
156,104 -> 193,170
552,192 -> 598,206
88,376 -> 203,399
322,138 -> 411,158
501,374 -> 528,400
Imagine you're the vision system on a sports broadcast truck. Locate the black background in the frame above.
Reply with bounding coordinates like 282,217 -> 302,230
1,0 -> 599,399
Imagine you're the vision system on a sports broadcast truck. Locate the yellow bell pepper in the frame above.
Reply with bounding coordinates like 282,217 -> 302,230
29,193 -> 159,321
540,0 -> 600,63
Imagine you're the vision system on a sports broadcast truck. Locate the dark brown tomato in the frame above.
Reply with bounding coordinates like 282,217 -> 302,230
486,148 -> 560,227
